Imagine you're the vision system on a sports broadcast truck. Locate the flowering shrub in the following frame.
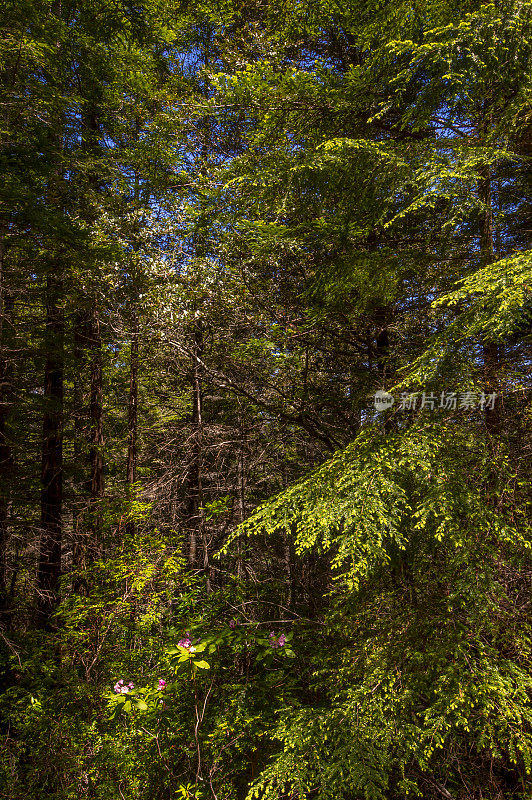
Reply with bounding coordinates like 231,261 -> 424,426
107,625 -> 295,720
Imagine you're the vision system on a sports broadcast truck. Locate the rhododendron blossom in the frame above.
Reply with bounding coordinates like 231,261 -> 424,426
113,679 -> 134,694
269,632 -> 286,649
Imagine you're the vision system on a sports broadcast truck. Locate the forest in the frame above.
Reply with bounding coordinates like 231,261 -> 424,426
0,0 -> 531,798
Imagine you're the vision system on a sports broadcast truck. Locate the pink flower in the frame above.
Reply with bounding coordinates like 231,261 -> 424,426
113,678 -> 135,694
229,620 -> 237,630
269,632 -> 287,649
157,679 -> 166,690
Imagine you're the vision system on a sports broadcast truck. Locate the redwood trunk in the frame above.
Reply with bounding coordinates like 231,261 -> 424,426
37,272 -> 64,622
88,309 -> 104,549
125,315 -> 139,537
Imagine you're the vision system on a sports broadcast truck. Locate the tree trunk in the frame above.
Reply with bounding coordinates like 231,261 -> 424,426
374,304 -> 395,432
478,161 -> 502,436
281,464 -> 294,609
88,308 -> 104,551
37,270 -> 64,624
236,434 -> 246,579
375,305 -> 391,383
187,324 -> 205,575
0,232 -> 14,621
125,313 -> 139,537
72,311 -> 87,577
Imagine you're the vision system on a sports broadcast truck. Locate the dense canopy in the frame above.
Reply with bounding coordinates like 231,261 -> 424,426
0,1 -> 531,798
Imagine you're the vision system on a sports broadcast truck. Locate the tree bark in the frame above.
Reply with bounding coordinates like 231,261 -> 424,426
0,231 -> 14,621
375,311 -> 391,382
187,324 -> 205,575
37,270 -> 64,623
125,313 -> 139,538
478,161 -> 502,436
236,433 -> 246,579
88,308 -> 104,550
72,311 -> 87,576
281,464 -> 294,609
